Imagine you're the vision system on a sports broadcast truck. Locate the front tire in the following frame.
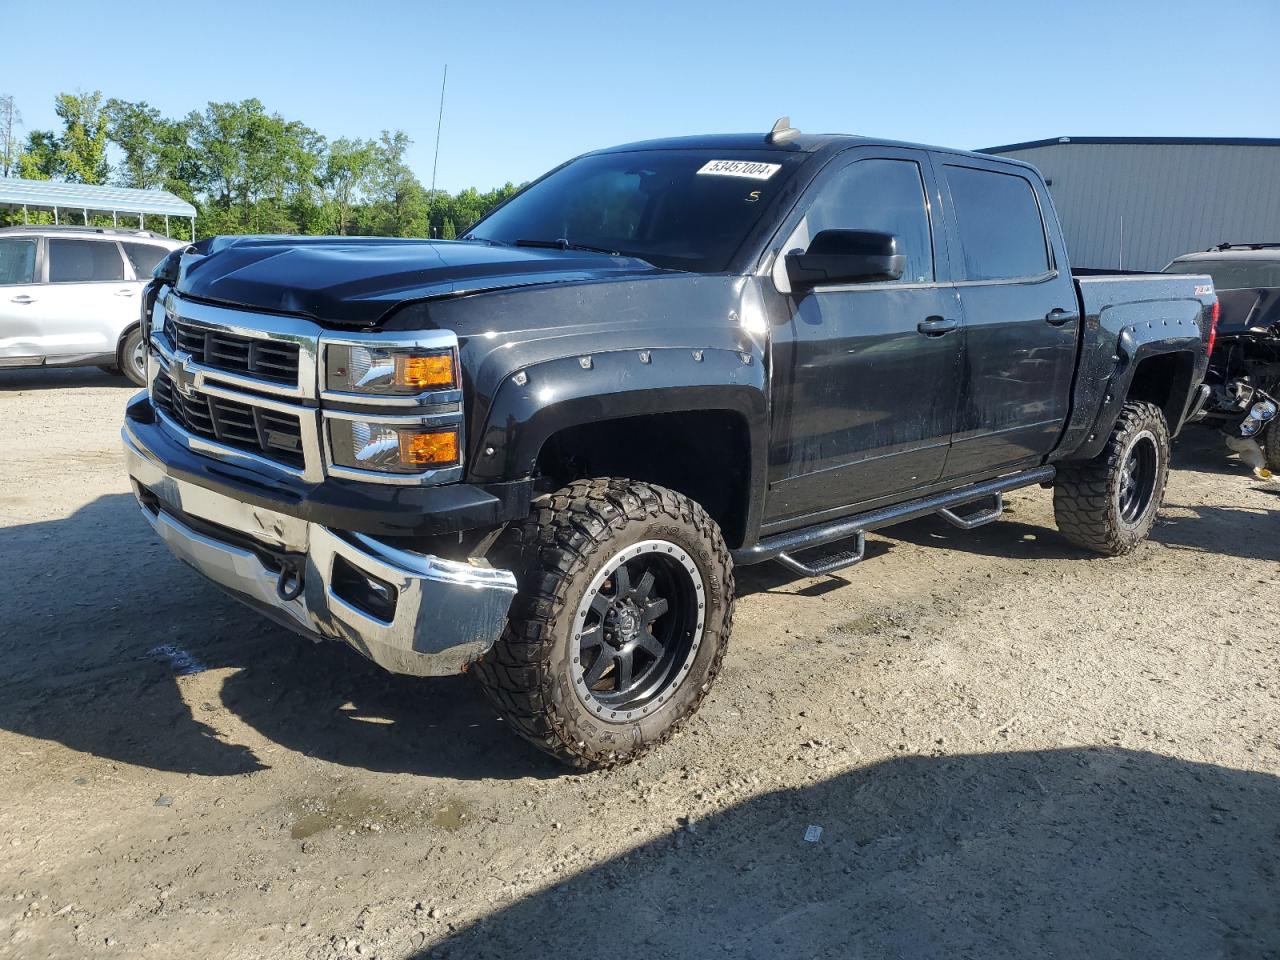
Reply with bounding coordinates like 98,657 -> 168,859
1053,400 -> 1171,555
1264,418 -> 1280,474
117,326 -> 148,387
474,479 -> 735,769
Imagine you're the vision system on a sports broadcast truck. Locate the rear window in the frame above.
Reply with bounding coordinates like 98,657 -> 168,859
1164,258 -> 1280,290
47,239 -> 128,282
945,165 -> 1051,281
122,242 -> 169,278
0,238 -> 37,284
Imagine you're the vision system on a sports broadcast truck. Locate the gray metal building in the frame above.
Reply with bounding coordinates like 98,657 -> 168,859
980,137 -> 1280,272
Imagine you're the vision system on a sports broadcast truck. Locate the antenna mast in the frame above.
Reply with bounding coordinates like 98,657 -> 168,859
429,64 -> 448,237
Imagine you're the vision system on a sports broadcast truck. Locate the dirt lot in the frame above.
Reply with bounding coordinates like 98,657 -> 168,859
1,367 -> 1278,960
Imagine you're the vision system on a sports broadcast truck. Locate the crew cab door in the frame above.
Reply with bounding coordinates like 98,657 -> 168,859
0,236 -> 41,364
32,238 -> 139,362
934,158 -> 1079,476
765,148 -> 963,524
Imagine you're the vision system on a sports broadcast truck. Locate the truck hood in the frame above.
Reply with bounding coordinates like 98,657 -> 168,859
173,235 -> 661,326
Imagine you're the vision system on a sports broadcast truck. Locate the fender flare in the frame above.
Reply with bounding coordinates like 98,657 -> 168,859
468,345 -> 769,539
1073,338 -> 1203,461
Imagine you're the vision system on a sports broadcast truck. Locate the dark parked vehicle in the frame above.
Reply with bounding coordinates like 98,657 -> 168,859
123,122 -> 1216,767
1165,243 -> 1280,474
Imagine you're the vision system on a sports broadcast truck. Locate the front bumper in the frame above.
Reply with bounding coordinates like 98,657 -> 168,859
123,421 -> 518,677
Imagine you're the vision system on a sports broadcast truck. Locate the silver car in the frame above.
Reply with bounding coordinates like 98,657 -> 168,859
0,226 -> 186,385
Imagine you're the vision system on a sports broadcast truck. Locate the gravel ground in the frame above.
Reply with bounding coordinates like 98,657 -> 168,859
1,366 -> 1278,960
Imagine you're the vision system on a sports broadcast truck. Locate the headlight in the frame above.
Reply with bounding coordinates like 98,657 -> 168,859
328,418 -> 460,474
325,343 -> 457,396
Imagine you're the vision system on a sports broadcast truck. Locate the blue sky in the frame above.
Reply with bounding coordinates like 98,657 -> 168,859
4,0 -> 1277,192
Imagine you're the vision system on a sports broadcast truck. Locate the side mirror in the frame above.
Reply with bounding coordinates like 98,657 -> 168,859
785,229 -> 905,291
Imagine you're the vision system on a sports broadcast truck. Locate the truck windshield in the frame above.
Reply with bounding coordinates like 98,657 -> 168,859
1165,258 -> 1280,290
463,149 -> 805,272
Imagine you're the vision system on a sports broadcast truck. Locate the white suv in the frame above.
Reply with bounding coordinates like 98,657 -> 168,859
0,226 -> 187,386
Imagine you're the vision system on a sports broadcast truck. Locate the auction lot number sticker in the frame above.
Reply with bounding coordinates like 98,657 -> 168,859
697,159 -> 782,180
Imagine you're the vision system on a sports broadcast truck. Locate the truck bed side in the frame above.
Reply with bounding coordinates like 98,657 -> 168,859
1055,273 -> 1214,462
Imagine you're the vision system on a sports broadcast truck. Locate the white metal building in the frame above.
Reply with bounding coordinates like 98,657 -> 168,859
980,137 -> 1280,272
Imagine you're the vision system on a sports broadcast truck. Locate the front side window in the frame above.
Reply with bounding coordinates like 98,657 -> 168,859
801,158 -> 935,284
47,239 -> 128,283
0,238 -> 37,284
945,165 -> 1050,281
464,149 -> 806,272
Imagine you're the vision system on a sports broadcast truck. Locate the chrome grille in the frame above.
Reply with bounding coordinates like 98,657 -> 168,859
164,314 -> 300,385
152,368 -> 306,468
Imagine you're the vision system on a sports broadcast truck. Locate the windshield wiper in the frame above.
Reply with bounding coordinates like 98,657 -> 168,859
515,238 -> 621,256
461,234 -> 508,246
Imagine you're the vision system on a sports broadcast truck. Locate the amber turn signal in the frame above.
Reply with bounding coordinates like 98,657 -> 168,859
394,352 -> 456,390
397,428 -> 460,468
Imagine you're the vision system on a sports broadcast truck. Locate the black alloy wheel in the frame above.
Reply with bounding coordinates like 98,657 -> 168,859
1117,432 -> 1158,524
572,539 -> 703,723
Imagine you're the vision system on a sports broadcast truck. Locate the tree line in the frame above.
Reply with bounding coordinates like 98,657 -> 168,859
0,91 -> 521,239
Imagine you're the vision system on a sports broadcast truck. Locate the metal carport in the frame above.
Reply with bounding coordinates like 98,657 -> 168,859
0,176 -> 197,240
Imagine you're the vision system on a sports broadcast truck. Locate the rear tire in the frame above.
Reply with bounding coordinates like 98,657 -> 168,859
1053,400 -> 1170,556
117,326 -> 148,387
473,479 -> 734,769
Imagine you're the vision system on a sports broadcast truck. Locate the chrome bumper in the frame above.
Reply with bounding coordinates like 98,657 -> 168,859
122,423 -> 517,677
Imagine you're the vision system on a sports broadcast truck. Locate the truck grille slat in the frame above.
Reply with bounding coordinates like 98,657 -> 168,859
153,368 -> 305,469
163,315 -> 300,386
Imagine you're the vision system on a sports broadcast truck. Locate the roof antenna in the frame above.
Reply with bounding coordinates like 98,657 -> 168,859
767,116 -> 800,145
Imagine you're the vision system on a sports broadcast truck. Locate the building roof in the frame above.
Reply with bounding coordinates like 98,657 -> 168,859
0,176 -> 196,218
981,136 -> 1280,154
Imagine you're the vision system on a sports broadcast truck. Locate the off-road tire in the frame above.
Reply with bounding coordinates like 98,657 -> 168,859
117,326 -> 148,387
1053,400 -> 1170,556
473,479 -> 735,769
1264,418 -> 1280,474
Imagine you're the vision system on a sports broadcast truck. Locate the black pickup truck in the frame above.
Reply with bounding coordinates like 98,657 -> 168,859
123,122 -> 1215,767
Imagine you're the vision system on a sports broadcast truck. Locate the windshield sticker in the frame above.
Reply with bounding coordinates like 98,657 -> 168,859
697,159 -> 782,181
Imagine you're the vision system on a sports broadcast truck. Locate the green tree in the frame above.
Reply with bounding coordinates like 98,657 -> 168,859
53,90 -> 109,184
105,98 -> 167,189
17,130 -> 56,180
323,137 -> 377,234
6,89 -> 524,236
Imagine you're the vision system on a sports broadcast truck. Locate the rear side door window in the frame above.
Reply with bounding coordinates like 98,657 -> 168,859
944,165 -> 1050,281
46,239 -> 129,283
122,242 -> 169,279
0,238 -> 37,284
801,157 -> 935,283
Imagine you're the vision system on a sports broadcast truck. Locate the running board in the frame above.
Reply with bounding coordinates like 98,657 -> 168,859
733,466 -> 1055,568
938,493 -> 1004,530
776,532 -> 866,577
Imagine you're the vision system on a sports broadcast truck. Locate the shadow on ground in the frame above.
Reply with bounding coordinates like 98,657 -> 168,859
0,494 -> 555,782
0,366 -> 135,391
426,747 -> 1280,960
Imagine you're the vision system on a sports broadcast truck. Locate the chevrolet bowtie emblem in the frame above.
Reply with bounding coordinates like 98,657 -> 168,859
170,351 -> 198,397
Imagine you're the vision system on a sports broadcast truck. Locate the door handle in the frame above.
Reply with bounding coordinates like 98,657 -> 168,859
917,316 -> 959,336
114,289 -> 137,297
10,295 -> 35,304
1045,307 -> 1078,326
